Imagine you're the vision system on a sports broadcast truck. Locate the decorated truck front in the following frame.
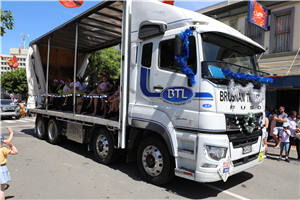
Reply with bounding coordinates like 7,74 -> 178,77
195,31 -> 272,182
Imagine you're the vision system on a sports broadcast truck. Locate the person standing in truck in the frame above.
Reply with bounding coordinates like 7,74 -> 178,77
270,106 -> 288,149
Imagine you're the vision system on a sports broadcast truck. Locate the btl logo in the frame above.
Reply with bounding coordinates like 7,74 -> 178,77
161,87 -> 194,103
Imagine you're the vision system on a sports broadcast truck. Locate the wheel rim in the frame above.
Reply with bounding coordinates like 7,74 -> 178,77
48,122 -> 55,140
142,145 -> 163,177
96,134 -> 109,158
37,120 -> 44,136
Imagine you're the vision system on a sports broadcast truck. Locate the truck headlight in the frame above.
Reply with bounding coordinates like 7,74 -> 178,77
15,106 -> 20,111
205,145 -> 227,161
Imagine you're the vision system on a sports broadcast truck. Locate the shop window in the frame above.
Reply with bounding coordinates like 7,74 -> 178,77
230,19 -> 238,30
270,7 -> 294,53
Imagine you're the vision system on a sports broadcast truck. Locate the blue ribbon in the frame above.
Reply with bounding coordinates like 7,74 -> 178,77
175,28 -> 196,86
221,68 -> 273,83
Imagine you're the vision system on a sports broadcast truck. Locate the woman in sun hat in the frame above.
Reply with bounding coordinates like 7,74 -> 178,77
1,127 -> 18,200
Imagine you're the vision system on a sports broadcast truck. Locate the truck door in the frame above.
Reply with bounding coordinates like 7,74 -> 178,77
149,33 -> 200,130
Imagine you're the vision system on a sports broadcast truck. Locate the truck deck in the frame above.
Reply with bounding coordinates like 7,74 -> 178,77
30,108 -> 119,128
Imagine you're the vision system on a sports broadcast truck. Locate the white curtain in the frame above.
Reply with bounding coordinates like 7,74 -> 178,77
77,53 -> 90,78
26,45 -> 46,109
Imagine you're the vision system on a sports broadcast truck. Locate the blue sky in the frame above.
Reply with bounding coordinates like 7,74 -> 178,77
1,0 -> 223,55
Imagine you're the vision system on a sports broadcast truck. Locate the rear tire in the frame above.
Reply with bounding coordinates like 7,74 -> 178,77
137,137 -> 175,185
36,116 -> 47,140
47,119 -> 62,144
93,128 -> 119,164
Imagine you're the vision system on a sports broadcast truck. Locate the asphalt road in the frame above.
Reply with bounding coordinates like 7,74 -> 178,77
1,117 -> 299,200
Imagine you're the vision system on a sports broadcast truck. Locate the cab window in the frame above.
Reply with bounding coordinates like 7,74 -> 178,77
159,37 -> 196,74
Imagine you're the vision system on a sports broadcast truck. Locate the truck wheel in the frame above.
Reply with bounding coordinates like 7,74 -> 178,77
36,116 -> 47,140
47,119 -> 62,144
15,116 -> 20,120
93,128 -> 118,165
137,137 -> 175,185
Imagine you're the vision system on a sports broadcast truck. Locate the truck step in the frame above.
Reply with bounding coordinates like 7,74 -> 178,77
177,148 -> 195,160
178,148 -> 194,155
174,167 -> 195,180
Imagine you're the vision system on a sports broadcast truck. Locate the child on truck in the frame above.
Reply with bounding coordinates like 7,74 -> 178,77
1,127 -> 18,200
278,122 -> 291,162
86,72 -> 113,116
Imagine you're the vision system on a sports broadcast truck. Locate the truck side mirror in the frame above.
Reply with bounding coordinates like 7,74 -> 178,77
174,34 -> 192,87
174,34 -> 182,69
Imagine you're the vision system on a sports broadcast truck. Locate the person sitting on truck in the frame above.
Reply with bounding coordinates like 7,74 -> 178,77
105,77 -> 120,119
86,71 -> 113,116
57,79 -> 66,95
41,79 -> 59,106
79,77 -> 87,93
62,76 -> 83,106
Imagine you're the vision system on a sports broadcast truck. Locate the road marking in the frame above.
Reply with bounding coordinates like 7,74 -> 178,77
22,118 -> 36,121
202,183 -> 250,200
2,125 -> 35,128
2,120 -> 14,123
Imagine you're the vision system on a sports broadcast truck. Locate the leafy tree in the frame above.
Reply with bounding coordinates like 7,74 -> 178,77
84,46 -> 121,87
1,9 -> 15,36
1,68 -> 28,99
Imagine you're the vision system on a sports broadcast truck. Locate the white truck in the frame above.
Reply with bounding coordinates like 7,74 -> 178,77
26,0 -> 270,185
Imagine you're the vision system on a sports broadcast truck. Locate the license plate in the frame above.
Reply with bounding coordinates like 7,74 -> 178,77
243,145 -> 252,154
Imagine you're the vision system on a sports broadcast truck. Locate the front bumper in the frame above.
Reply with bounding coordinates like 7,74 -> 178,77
195,151 -> 264,182
0,111 -> 20,117
195,131 -> 265,183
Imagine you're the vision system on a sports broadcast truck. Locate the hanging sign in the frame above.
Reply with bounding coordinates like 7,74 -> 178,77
247,0 -> 268,31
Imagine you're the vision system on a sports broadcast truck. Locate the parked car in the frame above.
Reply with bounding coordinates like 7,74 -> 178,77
0,99 -> 20,119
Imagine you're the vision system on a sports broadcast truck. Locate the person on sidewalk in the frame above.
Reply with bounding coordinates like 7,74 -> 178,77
1,127 -> 18,200
264,115 -> 269,158
294,115 -> 300,160
270,106 -> 288,149
278,122 -> 291,162
285,111 -> 298,157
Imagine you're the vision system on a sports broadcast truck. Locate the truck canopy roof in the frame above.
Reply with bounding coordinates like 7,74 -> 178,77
29,1 -> 123,53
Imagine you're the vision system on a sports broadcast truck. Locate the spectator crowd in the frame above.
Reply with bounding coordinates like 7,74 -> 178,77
264,106 -> 300,162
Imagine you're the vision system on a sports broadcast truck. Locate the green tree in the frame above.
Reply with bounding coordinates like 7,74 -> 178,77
1,9 -> 15,36
84,46 -> 121,85
1,68 -> 28,99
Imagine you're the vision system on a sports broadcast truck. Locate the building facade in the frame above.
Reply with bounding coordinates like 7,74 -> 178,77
197,0 -> 300,114
1,48 -> 28,97
1,48 -> 28,74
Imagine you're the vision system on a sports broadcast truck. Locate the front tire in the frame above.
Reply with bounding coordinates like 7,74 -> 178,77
137,137 -> 175,185
36,116 -> 47,140
93,128 -> 118,164
47,119 -> 62,144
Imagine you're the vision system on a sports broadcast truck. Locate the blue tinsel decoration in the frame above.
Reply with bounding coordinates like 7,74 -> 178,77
221,68 -> 273,83
175,28 -> 196,86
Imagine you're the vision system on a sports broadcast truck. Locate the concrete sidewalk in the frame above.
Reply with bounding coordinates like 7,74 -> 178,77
266,141 -> 299,161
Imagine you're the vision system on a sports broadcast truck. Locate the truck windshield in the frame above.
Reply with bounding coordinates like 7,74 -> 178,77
201,32 -> 267,84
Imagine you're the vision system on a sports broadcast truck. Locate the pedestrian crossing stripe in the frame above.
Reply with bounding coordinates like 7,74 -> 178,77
3,120 -> 14,123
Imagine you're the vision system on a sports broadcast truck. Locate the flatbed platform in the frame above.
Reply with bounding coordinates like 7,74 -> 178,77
29,108 -> 119,128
